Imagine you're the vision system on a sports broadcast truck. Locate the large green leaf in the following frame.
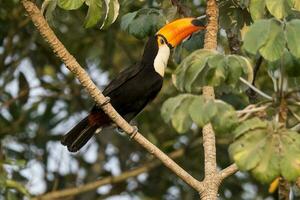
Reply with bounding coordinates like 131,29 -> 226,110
173,49 -> 217,92
161,94 -> 196,133
230,119 -> 300,183
266,0 -> 291,19
251,133 -> 281,183
84,0 -> 103,28
225,55 -> 253,90
250,0 -> 266,20
206,54 -> 227,87
58,0 -> 84,10
244,19 -> 285,61
229,129 -> 267,171
286,19 -> 300,58
171,97 -> 194,133
211,101 -> 238,134
259,19 -> 285,61
189,97 -> 217,127
174,51 -> 253,92
243,19 -> 271,55
161,94 -> 194,123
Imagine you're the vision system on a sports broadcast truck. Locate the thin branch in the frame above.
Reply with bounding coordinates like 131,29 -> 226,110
239,77 -> 273,100
236,105 -> 269,116
220,164 -> 238,181
21,0 -> 204,193
33,147 -> 186,200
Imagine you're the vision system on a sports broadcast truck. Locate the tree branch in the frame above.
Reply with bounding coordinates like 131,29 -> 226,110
239,77 -> 273,100
21,0 -> 204,194
220,164 -> 238,181
199,0 -> 222,199
33,147 -> 186,200
200,1 -> 239,199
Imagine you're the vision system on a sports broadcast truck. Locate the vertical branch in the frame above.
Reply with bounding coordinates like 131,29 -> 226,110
200,0 -> 220,199
204,0 -> 218,50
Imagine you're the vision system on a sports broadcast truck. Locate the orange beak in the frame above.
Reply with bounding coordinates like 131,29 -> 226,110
156,18 -> 205,48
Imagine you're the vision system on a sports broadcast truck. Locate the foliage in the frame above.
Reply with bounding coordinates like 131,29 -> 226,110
120,8 -> 166,39
229,118 -> 300,183
161,94 -> 238,134
45,0 -> 120,28
172,49 -> 253,92
243,18 -> 300,61
1,0 -> 300,199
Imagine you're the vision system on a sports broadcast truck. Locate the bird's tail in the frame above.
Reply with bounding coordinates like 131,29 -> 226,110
61,116 -> 100,152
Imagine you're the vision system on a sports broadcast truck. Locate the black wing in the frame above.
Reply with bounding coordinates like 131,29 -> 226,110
103,63 -> 143,96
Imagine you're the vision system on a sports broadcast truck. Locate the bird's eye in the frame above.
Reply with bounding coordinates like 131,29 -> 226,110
160,39 -> 165,45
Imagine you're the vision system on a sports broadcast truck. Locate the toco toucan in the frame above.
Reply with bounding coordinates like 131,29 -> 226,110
62,18 -> 205,152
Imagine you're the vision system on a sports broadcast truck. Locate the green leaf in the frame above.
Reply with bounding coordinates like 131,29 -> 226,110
171,97 -> 194,133
229,128 -> 267,171
206,54 -> 227,87
230,121 -> 300,183
161,94 -> 194,123
286,19 -> 300,58
57,0 -> 84,10
211,101 -> 238,134
84,0 -> 103,28
251,133 -> 280,183
250,0 -> 266,20
173,49 -> 217,92
243,19 -> 271,55
122,9 -> 166,39
161,94 -> 199,133
226,55 -> 245,86
280,131 -> 300,181
189,97 -> 217,127
18,72 -> 29,105
233,117 -> 268,139
120,11 -> 138,31
101,0 -> 120,29
266,0 -> 291,19
273,50 -> 300,77
259,19 -> 285,61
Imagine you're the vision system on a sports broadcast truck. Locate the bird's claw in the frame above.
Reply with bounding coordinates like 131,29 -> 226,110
99,96 -> 111,107
129,126 -> 138,140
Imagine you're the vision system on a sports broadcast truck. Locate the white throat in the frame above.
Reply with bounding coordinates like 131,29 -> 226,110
154,44 -> 170,77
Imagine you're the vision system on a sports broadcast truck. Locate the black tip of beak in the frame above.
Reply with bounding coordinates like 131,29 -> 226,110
191,18 -> 206,27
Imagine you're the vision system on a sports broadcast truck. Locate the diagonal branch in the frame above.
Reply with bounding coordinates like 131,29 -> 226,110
33,147 -> 186,200
21,0 -> 204,194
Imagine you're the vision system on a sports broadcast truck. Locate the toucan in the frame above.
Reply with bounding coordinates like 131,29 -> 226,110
61,18 -> 205,152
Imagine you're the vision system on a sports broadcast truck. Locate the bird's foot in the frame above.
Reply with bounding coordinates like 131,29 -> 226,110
99,96 -> 111,107
129,126 -> 138,140
115,125 -> 138,140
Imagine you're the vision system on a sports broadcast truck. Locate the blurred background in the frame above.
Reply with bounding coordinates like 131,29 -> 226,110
0,0 -> 282,199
